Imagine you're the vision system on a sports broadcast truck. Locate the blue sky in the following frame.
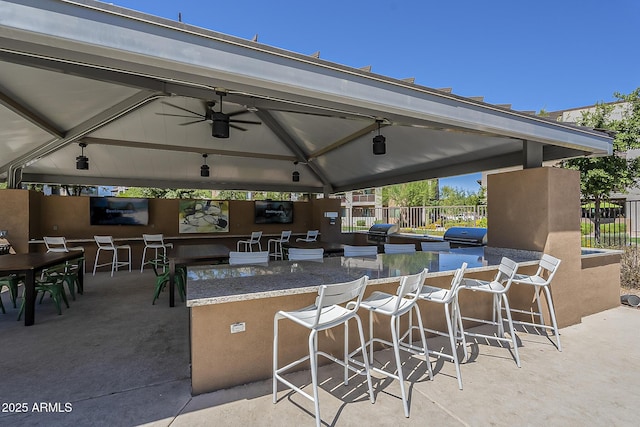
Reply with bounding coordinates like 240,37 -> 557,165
107,0 -> 639,192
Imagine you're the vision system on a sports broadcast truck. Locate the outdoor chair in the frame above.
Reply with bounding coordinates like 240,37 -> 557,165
44,236 -> 84,253
343,245 -> 378,257
273,275 -> 374,427
140,234 -> 173,272
507,254 -> 562,351
267,231 -> 291,260
420,241 -> 451,251
228,251 -> 270,265
92,236 -> 131,277
296,230 -> 318,242
17,264 -> 70,320
287,248 -> 324,260
0,274 -> 21,311
356,268 -> 432,417
65,257 -> 84,299
458,257 -> 521,367
408,263 -> 468,389
383,243 -> 416,254
237,231 -> 263,252
150,257 -> 186,305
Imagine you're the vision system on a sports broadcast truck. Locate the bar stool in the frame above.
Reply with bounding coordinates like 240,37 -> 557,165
507,254 -> 562,351
93,236 -> 131,277
140,234 -> 173,272
356,268 -> 432,417
296,230 -> 318,242
267,231 -> 291,260
228,251 -> 269,265
408,263 -> 468,390
287,248 -> 324,260
458,257 -> 521,367
343,245 -> 378,257
273,275 -> 374,427
236,231 -> 262,252
383,243 -> 416,254
44,236 -> 85,254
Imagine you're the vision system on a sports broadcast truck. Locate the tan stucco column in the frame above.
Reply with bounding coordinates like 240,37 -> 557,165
487,167 -> 583,326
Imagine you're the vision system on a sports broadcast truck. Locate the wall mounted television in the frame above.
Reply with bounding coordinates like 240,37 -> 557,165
255,200 -> 294,224
90,197 -> 149,226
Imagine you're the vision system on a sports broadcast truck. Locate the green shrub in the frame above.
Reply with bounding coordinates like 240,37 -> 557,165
356,219 -> 366,227
580,222 -> 593,235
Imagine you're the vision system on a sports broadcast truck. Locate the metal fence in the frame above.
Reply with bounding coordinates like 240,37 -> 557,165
341,205 -> 487,235
341,199 -> 640,248
581,199 -> 640,248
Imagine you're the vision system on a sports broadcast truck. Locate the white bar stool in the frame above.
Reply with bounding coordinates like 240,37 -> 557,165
273,275 -> 374,427
296,230 -> 318,242
356,268 -> 432,417
267,231 -> 291,260
459,257 -> 521,367
408,263 -> 468,390
92,236 -> 131,277
507,254 -> 562,351
140,234 -> 173,272
383,243 -> 416,254
236,231 -> 262,252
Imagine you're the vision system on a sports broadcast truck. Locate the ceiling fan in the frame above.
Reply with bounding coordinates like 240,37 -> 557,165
159,91 -> 261,138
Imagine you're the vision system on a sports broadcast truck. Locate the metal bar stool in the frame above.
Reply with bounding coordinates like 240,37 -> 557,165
356,268 -> 433,417
458,257 -> 521,367
507,254 -> 562,351
273,275 -> 374,427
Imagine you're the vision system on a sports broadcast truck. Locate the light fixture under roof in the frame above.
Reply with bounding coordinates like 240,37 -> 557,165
292,161 -> 300,182
76,142 -> 89,170
373,120 -> 386,155
200,154 -> 210,177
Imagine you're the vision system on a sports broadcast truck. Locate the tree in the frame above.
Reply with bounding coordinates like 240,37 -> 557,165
562,88 -> 640,244
382,180 -> 439,227
118,187 -> 212,199
382,180 -> 439,207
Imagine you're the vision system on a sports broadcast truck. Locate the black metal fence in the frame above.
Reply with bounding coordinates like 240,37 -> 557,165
581,199 -> 640,248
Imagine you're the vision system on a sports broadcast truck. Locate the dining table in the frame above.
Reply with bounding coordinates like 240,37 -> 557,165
167,244 -> 230,307
0,251 -> 85,326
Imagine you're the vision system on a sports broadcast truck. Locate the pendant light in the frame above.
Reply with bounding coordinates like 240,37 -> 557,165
373,119 -> 386,155
292,161 -> 300,182
76,142 -> 89,170
200,154 -> 210,177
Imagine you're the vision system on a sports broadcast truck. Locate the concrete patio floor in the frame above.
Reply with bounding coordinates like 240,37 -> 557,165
1,269 -> 639,426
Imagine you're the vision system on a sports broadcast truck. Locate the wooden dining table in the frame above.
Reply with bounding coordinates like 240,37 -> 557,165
0,251 -> 84,326
167,244 -> 230,307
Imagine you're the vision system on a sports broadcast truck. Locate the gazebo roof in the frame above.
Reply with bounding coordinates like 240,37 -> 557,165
0,0 -> 612,193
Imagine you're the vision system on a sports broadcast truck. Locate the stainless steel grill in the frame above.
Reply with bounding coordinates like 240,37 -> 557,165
443,227 -> 487,247
366,223 -> 399,247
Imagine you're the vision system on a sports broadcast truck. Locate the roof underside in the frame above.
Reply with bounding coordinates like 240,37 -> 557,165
0,0 -> 612,194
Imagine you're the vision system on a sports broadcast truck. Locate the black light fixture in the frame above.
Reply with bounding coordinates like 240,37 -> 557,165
373,120 -> 386,155
76,142 -> 89,170
200,154 -> 210,177
212,91 -> 230,138
292,161 -> 300,182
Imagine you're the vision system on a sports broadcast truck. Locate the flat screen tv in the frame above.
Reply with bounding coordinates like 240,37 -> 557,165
90,197 -> 149,226
255,200 -> 294,224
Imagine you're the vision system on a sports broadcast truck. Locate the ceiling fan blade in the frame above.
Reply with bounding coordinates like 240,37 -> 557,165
157,113 -> 200,118
229,123 -> 248,131
161,101 -> 205,118
179,119 -> 208,126
229,119 -> 262,125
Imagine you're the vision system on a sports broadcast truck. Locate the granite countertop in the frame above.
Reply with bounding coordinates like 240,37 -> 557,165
186,247 -> 541,307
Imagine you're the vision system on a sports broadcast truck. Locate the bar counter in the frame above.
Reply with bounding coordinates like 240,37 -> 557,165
186,247 -> 541,307
187,246 -> 542,394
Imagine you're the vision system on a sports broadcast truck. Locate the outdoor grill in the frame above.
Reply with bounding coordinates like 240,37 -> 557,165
443,227 -> 487,247
366,223 -> 400,248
